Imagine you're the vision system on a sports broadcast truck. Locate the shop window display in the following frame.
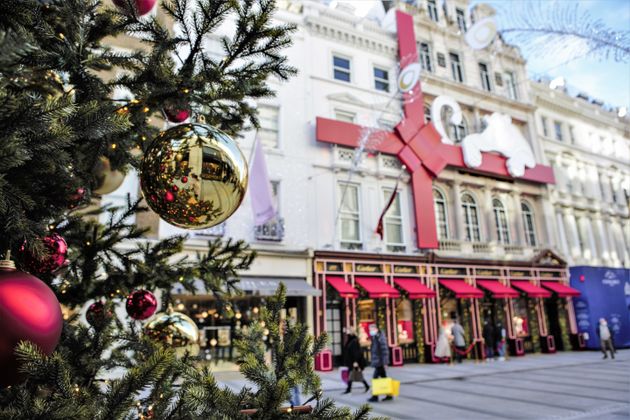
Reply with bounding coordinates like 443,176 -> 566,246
512,298 -> 530,337
358,299 -> 376,349
396,299 -> 414,345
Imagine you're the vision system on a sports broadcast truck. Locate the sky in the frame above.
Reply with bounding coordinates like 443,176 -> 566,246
342,0 -> 630,109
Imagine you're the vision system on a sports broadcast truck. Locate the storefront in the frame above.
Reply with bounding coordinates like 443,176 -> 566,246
313,250 -> 581,370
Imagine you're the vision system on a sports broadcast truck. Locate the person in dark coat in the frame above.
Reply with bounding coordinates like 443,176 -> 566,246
367,325 -> 391,403
482,320 -> 496,360
342,328 -> 369,394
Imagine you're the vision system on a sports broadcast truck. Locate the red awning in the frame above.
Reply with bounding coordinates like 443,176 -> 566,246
476,280 -> 519,298
541,281 -> 581,297
393,278 -> 436,299
355,277 -> 400,298
511,281 -> 552,298
439,279 -> 484,299
325,276 -> 358,298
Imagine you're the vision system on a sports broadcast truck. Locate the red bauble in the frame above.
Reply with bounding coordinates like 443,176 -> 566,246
19,233 -> 68,275
0,267 -> 63,387
125,289 -> 158,320
112,0 -> 156,16
85,301 -> 112,329
163,107 -> 191,123
68,187 -> 87,209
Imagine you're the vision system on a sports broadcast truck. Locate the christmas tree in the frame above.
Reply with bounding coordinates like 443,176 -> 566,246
0,0 -> 370,418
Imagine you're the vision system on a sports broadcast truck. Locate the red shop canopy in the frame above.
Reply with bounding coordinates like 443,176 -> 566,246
393,278 -> 436,299
325,276 -> 358,298
541,281 -> 581,297
476,280 -> 519,298
511,281 -> 552,298
355,277 -> 400,299
439,279 -> 484,299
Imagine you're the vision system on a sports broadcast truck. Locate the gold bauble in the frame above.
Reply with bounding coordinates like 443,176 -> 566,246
93,157 -> 126,196
140,123 -> 248,229
144,311 -> 200,357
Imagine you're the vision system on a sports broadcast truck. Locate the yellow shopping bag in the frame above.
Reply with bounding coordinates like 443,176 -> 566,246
371,378 -> 400,397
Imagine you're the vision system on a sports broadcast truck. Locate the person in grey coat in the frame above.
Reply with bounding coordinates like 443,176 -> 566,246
451,318 -> 466,363
597,318 -> 615,359
367,324 -> 392,403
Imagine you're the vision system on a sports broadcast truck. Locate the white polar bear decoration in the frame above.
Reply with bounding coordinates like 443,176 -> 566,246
461,112 -> 536,177
430,95 -> 537,177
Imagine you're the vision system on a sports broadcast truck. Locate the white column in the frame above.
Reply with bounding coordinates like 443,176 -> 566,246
510,191 -> 525,245
605,219 -> 620,264
555,210 -> 571,261
452,181 -> 464,241
584,217 -> 599,264
482,187 -> 496,242
594,214 -> 611,264
563,208 -> 582,259
613,221 -> 630,264
541,197 -> 559,249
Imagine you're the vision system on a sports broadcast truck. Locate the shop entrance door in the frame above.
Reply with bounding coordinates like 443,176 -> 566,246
326,299 -> 344,366
545,297 -> 564,351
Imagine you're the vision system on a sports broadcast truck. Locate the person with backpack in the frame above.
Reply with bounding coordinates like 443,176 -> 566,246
367,325 -> 391,402
342,328 -> 369,394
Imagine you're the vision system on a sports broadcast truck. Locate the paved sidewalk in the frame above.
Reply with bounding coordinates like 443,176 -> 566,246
212,350 -> 630,419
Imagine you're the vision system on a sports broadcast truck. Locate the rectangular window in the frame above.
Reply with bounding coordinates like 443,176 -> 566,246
419,42 -> 433,72
505,71 -> 518,100
449,52 -> 463,83
554,121 -> 563,141
427,0 -> 439,22
258,105 -> 279,149
338,183 -> 362,250
479,63 -> 492,92
373,67 -> 389,92
334,109 -> 355,123
456,8 -> 467,32
436,52 -> 446,67
333,55 -> 351,82
383,188 -> 405,252
271,181 -> 280,214
541,116 -> 549,137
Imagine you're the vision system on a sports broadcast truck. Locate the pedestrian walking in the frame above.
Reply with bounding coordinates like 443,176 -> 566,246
482,320 -> 496,360
342,328 -> 369,394
451,318 -> 466,364
597,318 -> 615,359
367,325 -> 391,403
434,322 -> 452,360
495,320 -> 507,361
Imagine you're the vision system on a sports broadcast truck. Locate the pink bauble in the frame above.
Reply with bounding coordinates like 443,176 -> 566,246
112,0 -> 157,16
86,301 -> 113,329
163,107 -> 191,123
19,233 -> 68,275
125,289 -> 158,320
0,268 -> 63,387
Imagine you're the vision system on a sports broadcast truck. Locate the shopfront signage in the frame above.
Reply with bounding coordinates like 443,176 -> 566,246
326,262 -> 343,272
539,271 -> 561,278
439,267 -> 466,276
511,270 -> 531,277
476,269 -> 500,277
394,265 -> 418,274
315,11 -> 555,249
355,263 -> 382,273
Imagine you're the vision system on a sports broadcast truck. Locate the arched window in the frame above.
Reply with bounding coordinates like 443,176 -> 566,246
461,193 -> 481,242
521,201 -> 537,246
492,198 -> 510,244
433,188 -> 449,239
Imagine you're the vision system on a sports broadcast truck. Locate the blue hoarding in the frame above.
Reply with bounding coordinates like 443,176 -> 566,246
570,266 -> 630,349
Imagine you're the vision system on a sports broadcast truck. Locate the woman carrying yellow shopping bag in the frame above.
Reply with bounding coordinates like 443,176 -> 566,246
367,325 -> 394,403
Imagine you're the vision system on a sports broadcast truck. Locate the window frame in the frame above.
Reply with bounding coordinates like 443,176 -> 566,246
332,54 -> 352,83
553,120 -> 564,142
418,42 -> 434,73
521,201 -> 537,246
373,66 -> 390,92
505,71 -> 518,100
338,182 -> 362,250
433,188 -> 450,240
382,187 -> 405,252
479,62 -> 492,92
492,198 -> 511,245
461,193 -> 481,242
449,52 -> 464,83
456,8 -> 467,32
334,109 -> 356,123
541,116 -> 549,137
257,104 -> 280,149
427,0 -> 439,22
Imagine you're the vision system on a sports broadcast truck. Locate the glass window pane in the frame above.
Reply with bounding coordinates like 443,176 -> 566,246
334,56 -> 350,69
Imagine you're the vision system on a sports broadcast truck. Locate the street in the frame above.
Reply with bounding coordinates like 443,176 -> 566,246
213,350 -> 630,420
